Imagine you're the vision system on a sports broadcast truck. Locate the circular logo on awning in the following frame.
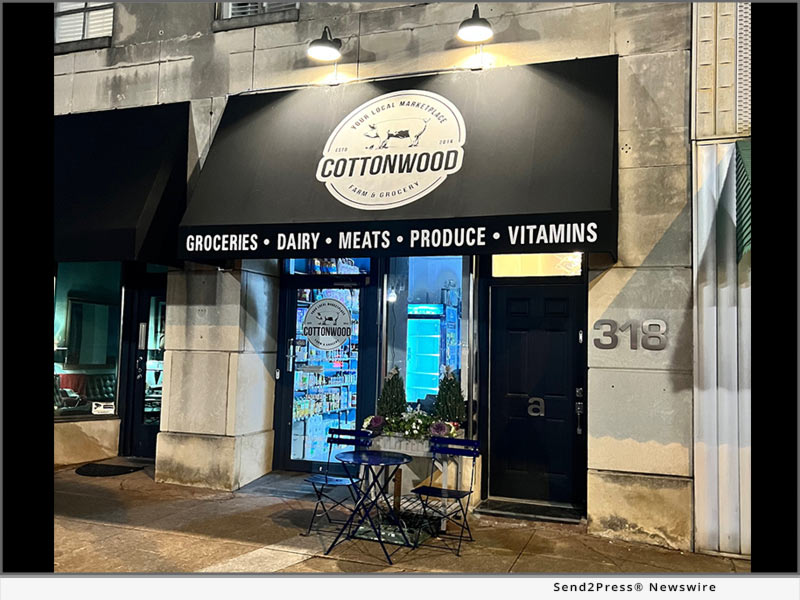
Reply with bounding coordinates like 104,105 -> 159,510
316,90 -> 466,210
301,298 -> 352,350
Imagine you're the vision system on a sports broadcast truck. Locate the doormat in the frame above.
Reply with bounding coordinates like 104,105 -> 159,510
75,463 -> 145,477
474,499 -> 583,523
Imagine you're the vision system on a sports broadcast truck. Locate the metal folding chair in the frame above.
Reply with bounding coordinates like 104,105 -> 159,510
410,436 -> 480,556
303,428 -> 372,536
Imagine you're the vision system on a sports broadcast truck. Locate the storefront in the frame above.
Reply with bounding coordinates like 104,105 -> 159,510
53,102 -> 189,462
51,0 -> 759,557
171,57 -> 618,518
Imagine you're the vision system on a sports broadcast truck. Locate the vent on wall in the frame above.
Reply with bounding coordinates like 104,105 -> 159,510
736,3 -> 751,135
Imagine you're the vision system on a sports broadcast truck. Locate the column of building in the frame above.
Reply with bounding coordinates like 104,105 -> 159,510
155,259 -> 280,490
586,5 -> 695,551
154,97 -> 280,491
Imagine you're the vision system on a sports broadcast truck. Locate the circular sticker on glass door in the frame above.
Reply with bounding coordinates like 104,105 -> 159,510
301,298 -> 352,350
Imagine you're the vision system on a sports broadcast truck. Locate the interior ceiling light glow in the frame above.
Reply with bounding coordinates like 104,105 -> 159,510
457,4 -> 493,43
307,25 -> 342,61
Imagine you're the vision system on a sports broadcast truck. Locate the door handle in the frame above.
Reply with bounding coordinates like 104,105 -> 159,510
286,338 -> 295,373
138,322 -> 148,350
575,400 -> 585,435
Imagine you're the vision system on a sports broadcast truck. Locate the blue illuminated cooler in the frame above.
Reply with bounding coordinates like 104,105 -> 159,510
405,304 -> 460,404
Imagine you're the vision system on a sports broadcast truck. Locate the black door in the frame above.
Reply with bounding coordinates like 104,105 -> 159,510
273,260 -> 381,473
489,284 -> 586,506
120,271 -> 167,458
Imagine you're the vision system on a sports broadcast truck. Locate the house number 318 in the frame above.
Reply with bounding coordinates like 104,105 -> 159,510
593,319 -> 668,351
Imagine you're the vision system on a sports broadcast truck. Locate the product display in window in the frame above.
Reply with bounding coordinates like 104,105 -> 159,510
386,256 -> 469,410
290,288 -> 360,462
286,257 -> 370,275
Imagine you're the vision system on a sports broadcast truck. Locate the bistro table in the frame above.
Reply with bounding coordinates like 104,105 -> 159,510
325,450 -> 413,565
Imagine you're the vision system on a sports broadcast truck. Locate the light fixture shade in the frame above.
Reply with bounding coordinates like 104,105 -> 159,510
457,4 -> 493,43
307,26 -> 342,61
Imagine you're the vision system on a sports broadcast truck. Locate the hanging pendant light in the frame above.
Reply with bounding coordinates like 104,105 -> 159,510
457,4 -> 493,43
307,26 -> 342,61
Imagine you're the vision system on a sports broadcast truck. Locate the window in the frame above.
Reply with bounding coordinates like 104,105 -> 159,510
284,258 -> 370,275
54,262 -> 122,419
218,2 -> 299,19
385,256 -> 472,410
54,3 -> 114,44
213,2 -> 300,32
492,252 -> 583,277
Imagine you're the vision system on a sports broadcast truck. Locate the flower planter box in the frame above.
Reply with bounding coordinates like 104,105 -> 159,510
371,430 -> 465,455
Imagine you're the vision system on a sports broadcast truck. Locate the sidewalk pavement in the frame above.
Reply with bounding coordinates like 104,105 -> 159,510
54,460 -> 750,574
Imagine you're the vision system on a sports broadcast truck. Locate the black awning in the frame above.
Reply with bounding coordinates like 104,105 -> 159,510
55,102 -> 189,263
179,57 -> 618,260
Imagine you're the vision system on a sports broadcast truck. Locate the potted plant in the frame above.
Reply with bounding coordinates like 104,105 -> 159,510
365,366 -> 464,453
432,366 -> 466,425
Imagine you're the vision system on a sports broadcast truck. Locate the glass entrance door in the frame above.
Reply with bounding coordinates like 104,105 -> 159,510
286,287 -> 361,467
129,286 -> 166,458
119,268 -> 167,459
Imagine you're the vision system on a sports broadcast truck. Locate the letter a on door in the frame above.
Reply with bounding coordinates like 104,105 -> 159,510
527,397 -> 545,417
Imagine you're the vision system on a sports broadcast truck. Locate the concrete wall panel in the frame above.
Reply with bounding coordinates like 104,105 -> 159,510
165,270 -> 244,353
480,3 -> 613,68
115,3 -> 215,46
229,51 -> 254,94
54,419 -> 120,467
54,53 -> 75,75
253,40 -> 359,89
588,470 -> 692,551
155,431 -> 236,490
73,42 -> 161,73
613,3 -> 691,56
157,58 -> 194,105
588,369 -> 692,476
241,272 -> 279,354
189,98 -> 213,184
619,51 -> 690,131
357,24 -> 472,79
617,165 -> 691,267
618,127 -> 689,170
72,63 -> 159,112
300,2 -> 419,21
255,12 -> 360,49
55,75 -> 73,115
164,351 -> 230,435
235,430 -> 274,488
227,352 -> 276,436
588,267 -> 692,371
158,33 -> 250,102
160,351 -> 173,432
359,3 -> 613,77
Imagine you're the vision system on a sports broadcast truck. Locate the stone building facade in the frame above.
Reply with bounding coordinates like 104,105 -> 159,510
53,2 -> 751,557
